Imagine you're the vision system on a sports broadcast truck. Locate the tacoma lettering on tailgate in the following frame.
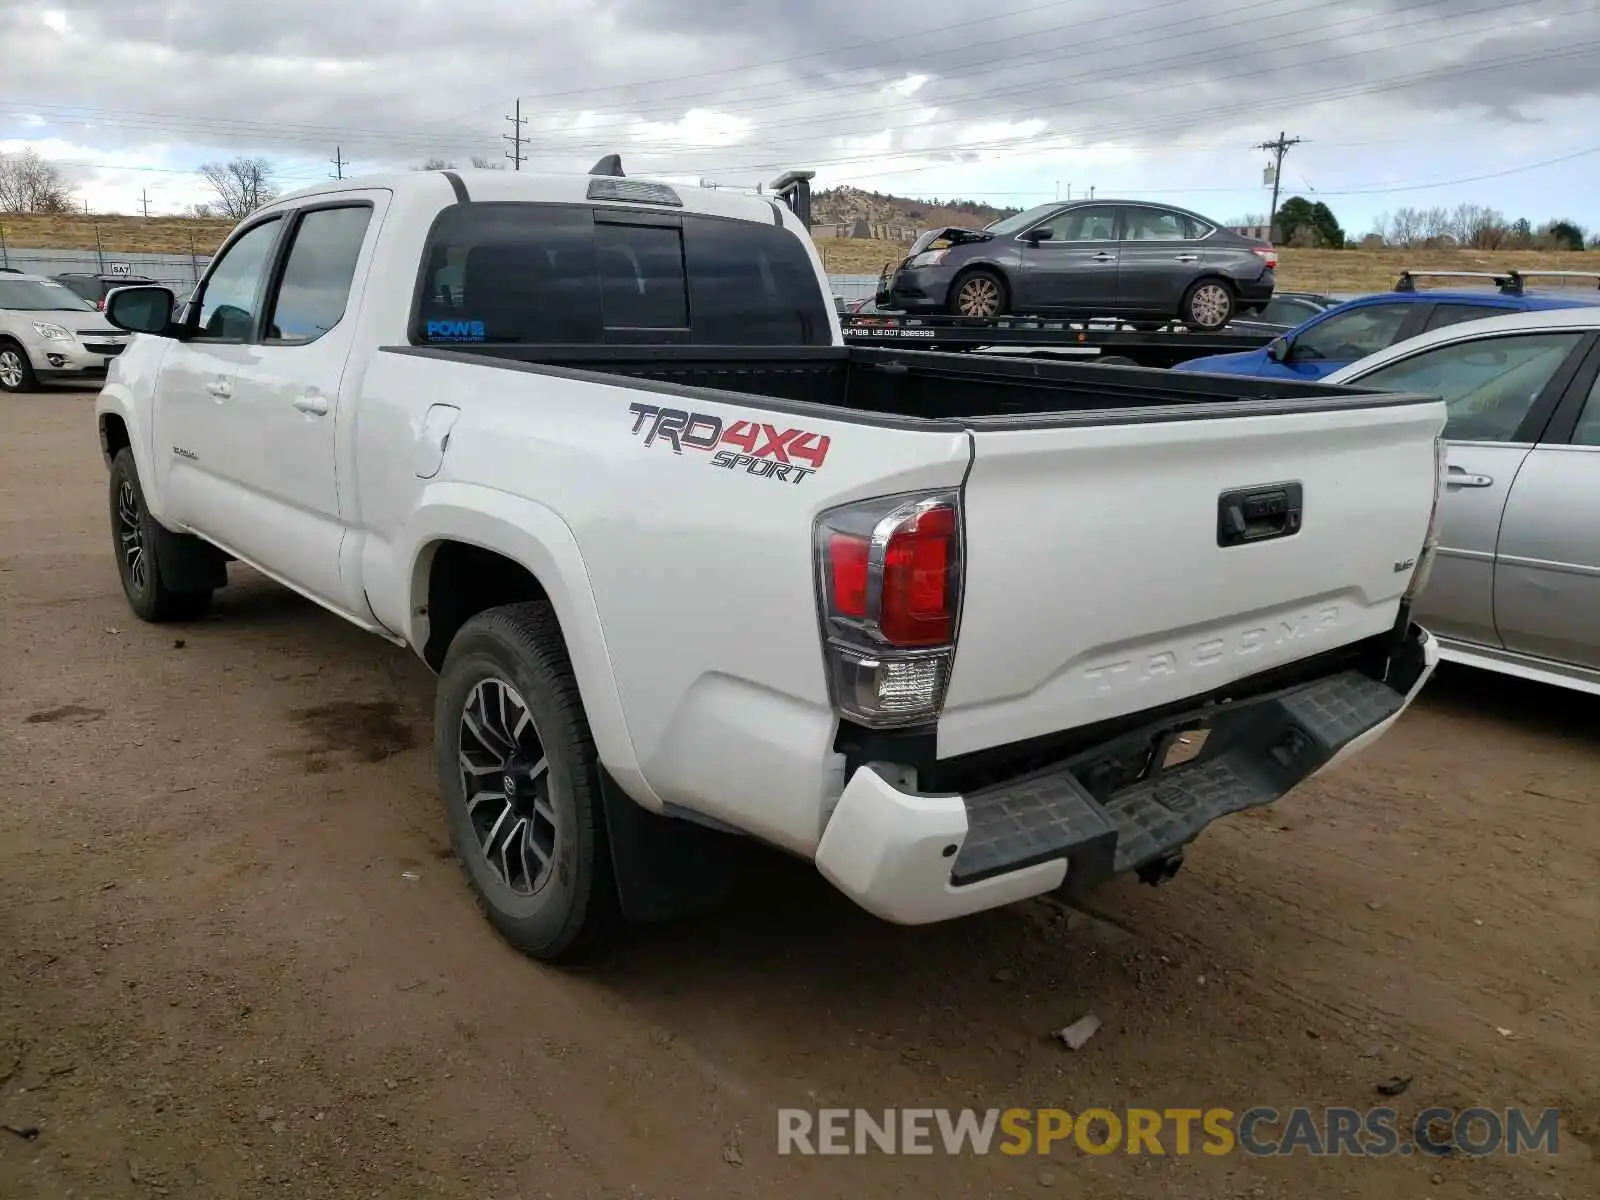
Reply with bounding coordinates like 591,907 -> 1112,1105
1083,606 -> 1343,694
626,402 -> 831,485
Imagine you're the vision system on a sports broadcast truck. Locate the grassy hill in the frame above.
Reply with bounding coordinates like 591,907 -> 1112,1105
0,213 -> 237,255
6,211 -> 1598,298
815,238 -> 1600,294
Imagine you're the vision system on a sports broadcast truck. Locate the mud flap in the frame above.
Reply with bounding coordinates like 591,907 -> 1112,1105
597,768 -> 743,923
153,527 -> 229,593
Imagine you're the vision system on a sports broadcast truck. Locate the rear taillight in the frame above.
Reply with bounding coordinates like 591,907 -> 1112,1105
1252,246 -> 1278,270
1403,437 -> 1448,603
814,490 -> 962,727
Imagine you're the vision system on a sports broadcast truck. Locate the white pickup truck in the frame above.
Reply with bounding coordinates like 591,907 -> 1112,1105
94,162 -> 1446,961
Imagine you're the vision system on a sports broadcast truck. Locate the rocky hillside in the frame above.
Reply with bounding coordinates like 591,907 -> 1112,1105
810,185 -> 1020,243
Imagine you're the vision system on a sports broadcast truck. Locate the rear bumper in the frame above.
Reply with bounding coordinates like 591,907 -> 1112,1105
1235,269 -> 1275,306
815,625 -> 1437,925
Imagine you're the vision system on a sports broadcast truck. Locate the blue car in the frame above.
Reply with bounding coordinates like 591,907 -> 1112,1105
1172,270 -> 1600,379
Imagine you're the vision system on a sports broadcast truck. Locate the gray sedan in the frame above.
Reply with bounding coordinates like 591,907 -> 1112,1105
1324,306 -> 1600,696
875,199 -> 1277,330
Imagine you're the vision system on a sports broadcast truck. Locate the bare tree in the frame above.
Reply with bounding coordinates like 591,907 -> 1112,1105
1447,203 -> 1508,250
197,156 -> 279,220
0,148 -> 77,214
1418,206 -> 1453,245
469,156 -> 504,171
1383,208 -> 1425,249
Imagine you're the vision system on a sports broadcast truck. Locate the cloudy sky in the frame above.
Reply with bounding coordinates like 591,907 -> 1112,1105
2,0 -> 1597,234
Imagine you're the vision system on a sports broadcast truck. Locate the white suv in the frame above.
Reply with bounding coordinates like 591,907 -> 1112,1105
0,271 -> 131,392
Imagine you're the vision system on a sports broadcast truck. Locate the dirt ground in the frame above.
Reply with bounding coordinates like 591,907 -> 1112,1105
1,387 -> 1596,1200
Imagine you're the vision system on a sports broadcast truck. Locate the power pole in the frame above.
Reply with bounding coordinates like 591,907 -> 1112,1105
504,99 -> 527,171
330,146 -> 347,180
138,189 -> 152,218
1253,131 -> 1305,242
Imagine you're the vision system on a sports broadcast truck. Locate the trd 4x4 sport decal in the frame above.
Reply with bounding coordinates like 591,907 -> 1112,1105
627,402 -> 831,485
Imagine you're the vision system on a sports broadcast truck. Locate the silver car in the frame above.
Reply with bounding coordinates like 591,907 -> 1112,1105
0,272 -> 132,392
1324,307 -> 1600,695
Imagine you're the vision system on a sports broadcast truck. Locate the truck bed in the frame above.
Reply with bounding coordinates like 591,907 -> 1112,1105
388,343 -> 1420,425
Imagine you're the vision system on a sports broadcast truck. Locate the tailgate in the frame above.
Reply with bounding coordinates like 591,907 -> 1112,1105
938,397 -> 1445,758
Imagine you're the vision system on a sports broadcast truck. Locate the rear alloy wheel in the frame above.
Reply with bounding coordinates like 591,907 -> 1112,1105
1181,279 -> 1235,331
436,601 -> 621,962
950,271 -> 1007,319
0,343 -> 36,393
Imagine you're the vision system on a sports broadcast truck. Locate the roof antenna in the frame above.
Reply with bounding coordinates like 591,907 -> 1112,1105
589,154 -> 624,178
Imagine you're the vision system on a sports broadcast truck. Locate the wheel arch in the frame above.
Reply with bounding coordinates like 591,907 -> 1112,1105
403,485 -> 659,811
1181,273 -> 1237,328
946,262 -> 1013,313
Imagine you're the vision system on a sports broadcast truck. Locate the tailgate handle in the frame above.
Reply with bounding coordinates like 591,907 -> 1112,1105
1218,482 -> 1303,547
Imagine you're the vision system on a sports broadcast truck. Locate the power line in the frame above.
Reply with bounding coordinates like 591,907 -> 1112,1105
0,0 -> 1502,157
0,0 -> 1559,178
650,0 -> 1564,158
688,31 -> 1600,179
1253,131 -> 1305,237
504,99 -> 527,171
407,0 -> 1123,131
330,145 -> 347,180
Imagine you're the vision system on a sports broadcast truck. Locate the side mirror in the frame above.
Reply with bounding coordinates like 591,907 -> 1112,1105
1267,335 -> 1290,363
105,285 -> 177,336
1024,227 -> 1053,243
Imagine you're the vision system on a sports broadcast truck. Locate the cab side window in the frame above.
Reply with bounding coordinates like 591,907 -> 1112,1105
195,218 -> 283,341
264,206 -> 373,344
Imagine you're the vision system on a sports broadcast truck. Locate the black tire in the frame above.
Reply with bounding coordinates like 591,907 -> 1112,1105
435,601 -> 621,963
1179,278 -> 1236,331
947,269 -> 1009,318
0,339 -> 38,393
108,448 -> 214,622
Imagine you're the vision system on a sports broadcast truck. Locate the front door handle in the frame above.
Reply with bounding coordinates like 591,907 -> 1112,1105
1446,465 -> 1493,488
1173,253 -> 1199,262
1091,252 -> 1116,263
293,392 -> 329,416
205,379 -> 231,399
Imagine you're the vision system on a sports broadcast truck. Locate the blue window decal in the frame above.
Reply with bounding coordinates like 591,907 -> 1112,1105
426,318 -> 486,341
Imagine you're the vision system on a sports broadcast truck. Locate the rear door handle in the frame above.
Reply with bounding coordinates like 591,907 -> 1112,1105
1091,252 -> 1116,263
1446,465 -> 1493,488
1173,254 -> 1199,262
205,379 -> 231,399
293,392 -> 329,416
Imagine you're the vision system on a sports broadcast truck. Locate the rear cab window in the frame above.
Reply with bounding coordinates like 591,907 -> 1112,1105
412,202 -> 832,346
